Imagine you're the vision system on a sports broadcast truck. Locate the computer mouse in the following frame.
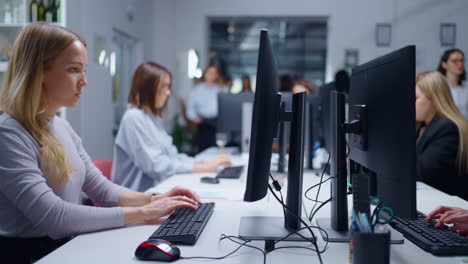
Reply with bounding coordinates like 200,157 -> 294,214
200,176 -> 220,184
135,239 -> 180,262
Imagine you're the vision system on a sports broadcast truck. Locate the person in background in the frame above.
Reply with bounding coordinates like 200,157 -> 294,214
186,65 -> 226,153
224,75 -> 233,92
426,206 -> 468,236
415,71 -> 468,200
242,74 -> 252,93
437,49 -> 468,119
279,74 -> 294,92
292,79 -> 314,94
0,23 -> 201,264
112,62 -> 231,192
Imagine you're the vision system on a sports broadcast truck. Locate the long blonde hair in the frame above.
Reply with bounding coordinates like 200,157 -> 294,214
0,22 -> 86,187
416,71 -> 468,174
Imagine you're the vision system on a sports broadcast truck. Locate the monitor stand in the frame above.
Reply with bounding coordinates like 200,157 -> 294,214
239,217 -> 314,252
239,92 -> 313,252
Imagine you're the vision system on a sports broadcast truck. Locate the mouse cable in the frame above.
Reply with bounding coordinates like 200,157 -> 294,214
180,235 -> 266,263
267,177 -> 324,264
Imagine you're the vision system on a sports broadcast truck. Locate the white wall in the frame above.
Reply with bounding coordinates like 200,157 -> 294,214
65,0 -> 155,159
151,0 -> 468,96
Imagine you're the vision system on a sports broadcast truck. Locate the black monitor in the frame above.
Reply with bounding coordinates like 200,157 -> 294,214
318,82 -> 336,152
239,29 -> 312,244
348,45 -> 416,218
317,45 -> 416,242
306,94 -> 321,169
276,92 -> 292,173
217,92 -> 254,149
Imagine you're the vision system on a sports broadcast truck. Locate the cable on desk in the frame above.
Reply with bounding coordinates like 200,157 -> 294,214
272,225 -> 330,253
305,155 -> 331,221
181,234 -> 266,263
267,175 -> 324,264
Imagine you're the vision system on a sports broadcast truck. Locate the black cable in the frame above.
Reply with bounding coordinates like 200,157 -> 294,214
272,225 -> 330,254
309,197 -> 332,223
180,235 -> 252,261
308,155 -> 331,221
269,174 -> 287,220
304,177 -> 332,201
266,179 -> 324,264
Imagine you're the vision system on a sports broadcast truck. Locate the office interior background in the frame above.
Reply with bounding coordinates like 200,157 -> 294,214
0,0 -> 467,160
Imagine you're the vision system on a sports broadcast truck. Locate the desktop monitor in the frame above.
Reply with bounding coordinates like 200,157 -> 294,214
318,82 -> 336,152
317,45 -> 416,242
217,92 -> 255,148
348,45 -> 416,219
240,29 -> 312,243
306,94 -> 321,169
277,92 -> 320,172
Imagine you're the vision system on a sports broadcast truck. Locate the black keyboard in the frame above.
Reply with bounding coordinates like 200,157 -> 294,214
149,202 -> 215,245
216,165 -> 244,179
390,211 -> 468,256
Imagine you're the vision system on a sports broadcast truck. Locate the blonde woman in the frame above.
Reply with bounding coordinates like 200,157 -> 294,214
0,23 -> 200,263
415,71 -> 468,200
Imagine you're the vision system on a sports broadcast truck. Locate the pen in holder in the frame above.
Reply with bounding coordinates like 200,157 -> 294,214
350,229 -> 390,264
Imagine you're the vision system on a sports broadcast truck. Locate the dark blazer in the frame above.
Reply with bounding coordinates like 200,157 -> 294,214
416,118 -> 466,200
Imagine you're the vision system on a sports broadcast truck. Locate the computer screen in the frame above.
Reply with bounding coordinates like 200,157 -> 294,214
348,45 -> 416,219
240,29 -> 311,241
306,94 -> 321,169
243,29 -> 281,202
317,45 -> 416,242
318,82 -> 336,152
217,92 -> 254,147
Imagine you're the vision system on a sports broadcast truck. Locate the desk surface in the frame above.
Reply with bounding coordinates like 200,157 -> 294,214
37,154 -> 468,264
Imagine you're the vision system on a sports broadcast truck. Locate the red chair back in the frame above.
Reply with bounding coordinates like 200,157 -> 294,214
93,159 -> 113,181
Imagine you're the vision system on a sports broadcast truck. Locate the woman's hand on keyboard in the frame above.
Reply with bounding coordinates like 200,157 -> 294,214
142,196 -> 199,224
156,186 -> 202,204
426,206 -> 468,235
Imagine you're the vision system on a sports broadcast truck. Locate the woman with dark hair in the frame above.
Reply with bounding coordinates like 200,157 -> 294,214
437,49 -> 468,119
242,75 -> 252,93
112,62 -> 231,192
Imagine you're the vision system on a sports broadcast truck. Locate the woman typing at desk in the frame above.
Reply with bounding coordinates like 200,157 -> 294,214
415,71 -> 468,200
0,23 -> 202,264
112,62 -> 231,192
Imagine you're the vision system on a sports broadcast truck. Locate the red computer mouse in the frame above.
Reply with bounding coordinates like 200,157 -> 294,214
135,239 -> 181,262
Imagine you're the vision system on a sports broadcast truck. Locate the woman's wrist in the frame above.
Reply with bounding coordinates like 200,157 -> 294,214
146,192 -> 161,204
123,207 -> 147,226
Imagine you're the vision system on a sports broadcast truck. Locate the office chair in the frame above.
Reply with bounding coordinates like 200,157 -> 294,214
85,159 -> 113,207
93,159 -> 113,181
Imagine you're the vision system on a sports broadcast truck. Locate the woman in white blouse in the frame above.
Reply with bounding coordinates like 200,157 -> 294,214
186,65 -> 226,152
112,62 -> 231,192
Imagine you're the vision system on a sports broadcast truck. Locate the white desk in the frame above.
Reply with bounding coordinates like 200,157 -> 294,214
37,154 -> 468,264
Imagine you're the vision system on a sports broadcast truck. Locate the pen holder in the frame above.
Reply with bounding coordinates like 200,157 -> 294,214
350,230 -> 390,264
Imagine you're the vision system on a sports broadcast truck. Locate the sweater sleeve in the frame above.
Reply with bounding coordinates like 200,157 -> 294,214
0,125 -> 124,239
121,114 -> 193,179
64,120 -> 127,206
